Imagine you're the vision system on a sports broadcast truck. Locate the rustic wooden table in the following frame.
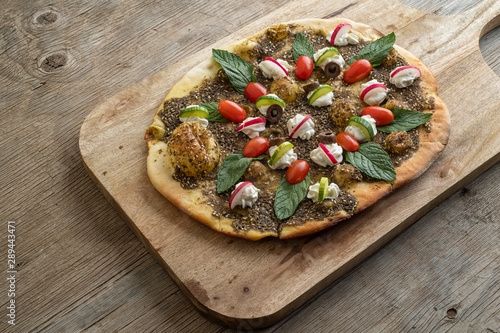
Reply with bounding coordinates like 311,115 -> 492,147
1,0 -> 499,332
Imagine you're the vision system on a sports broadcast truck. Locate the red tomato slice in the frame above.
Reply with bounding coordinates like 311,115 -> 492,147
336,132 -> 359,151
242,137 -> 269,158
343,59 -> 372,83
361,106 -> 394,125
295,56 -> 314,80
244,82 -> 267,102
286,160 -> 310,184
218,100 -> 247,123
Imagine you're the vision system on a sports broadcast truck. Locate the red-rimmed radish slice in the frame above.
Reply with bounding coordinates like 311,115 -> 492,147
289,114 -> 312,138
229,181 -> 253,209
330,23 -> 352,45
236,117 -> 266,131
264,57 -> 288,76
318,143 -> 338,164
360,83 -> 387,103
390,66 -> 421,79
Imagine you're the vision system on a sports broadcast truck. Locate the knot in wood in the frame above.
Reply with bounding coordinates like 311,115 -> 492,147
33,44 -> 90,82
36,11 -> 58,25
26,8 -> 64,32
446,308 -> 457,319
40,53 -> 67,72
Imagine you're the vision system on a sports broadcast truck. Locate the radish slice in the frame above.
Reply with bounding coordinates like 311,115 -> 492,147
360,83 -> 388,105
318,143 -> 338,164
229,181 -> 252,209
289,114 -> 312,138
264,57 -> 289,76
236,117 -> 266,131
330,23 -> 352,45
390,66 -> 421,78
390,66 -> 421,88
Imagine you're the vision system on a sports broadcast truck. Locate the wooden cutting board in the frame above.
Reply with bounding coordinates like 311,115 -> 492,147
79,0 -> 500,328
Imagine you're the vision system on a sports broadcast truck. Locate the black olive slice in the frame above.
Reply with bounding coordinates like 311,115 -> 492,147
324,61 -> 341,79
303,81 -> 320,94
318,131 -> 336,144
269,137 -> 286,147
266,104 -> 284,124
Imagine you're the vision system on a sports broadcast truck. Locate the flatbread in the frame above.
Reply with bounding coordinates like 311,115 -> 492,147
145,18 -> 450,240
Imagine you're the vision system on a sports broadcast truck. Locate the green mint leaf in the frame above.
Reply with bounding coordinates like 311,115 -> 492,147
378,108 -> 432,133
199,102 -> 229,123
274,173 -> 310,220
347,32 -> 396,67
216,153 -> 263,193
292,33 -> 315,63
212,49 -> 256,95
345,142 -> 396,181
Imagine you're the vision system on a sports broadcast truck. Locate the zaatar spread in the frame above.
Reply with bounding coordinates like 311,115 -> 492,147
158,25 -> 433,234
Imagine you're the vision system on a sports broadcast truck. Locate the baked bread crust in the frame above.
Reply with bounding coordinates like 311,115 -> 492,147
146,18 -> 450,240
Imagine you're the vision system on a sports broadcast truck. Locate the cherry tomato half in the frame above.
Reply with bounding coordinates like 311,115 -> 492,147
218,100 -> 247,123
343,59 -> 372,83
243,137 -> 269,158
295,56 -> 314,80
336,132 -> 360,151
244,82 -> 267,102
286,160 -> 310,184
361,106 -> 394,125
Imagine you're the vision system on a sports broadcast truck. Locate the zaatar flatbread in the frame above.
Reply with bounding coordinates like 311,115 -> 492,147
145,18 -> 449,240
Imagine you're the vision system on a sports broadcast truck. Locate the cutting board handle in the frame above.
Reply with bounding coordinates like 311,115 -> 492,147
454,0 -> 500,41
411,0 -> 499,76
473,0 -> 500,39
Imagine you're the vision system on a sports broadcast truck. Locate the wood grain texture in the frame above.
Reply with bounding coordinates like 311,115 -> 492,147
80,0 -> 500,328
1,0 -> 499,332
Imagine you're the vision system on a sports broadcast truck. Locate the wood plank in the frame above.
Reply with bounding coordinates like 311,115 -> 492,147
79,0 -> 500,328
265,162 -> 500,332
0,0 -> 498,332
0,0 -> 290,331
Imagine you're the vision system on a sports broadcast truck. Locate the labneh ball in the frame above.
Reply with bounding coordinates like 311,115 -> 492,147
331,163 -> 363,188
330,98 -> 359,128
384,131 -> 413,155
167,122 -> 220,177
243,161 -> 281,188
269,77 -> 301,104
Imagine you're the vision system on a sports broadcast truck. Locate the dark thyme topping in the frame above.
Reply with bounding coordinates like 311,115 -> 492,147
280,191 -> 358,230
159,25 -> 433,233
372,128 -> 420,167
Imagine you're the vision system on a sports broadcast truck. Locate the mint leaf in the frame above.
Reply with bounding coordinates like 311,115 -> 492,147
347,32 -> 396,67
212,49 -> 256,94
217,153 -> 263,193
378,108 -> 432,133
199,102 -> 229,123
274,173 -> 310,220
345,143 -> 396,181
292,33 -> 315,63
